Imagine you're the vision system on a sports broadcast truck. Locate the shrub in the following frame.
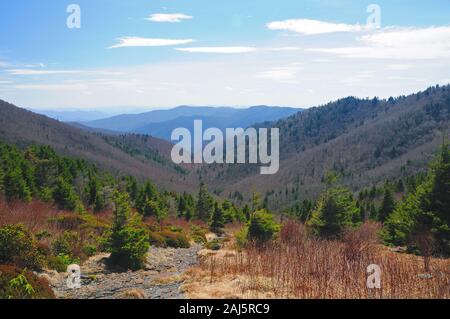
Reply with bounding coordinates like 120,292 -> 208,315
190,225 -> 207,244
0,224 -> 44,270
205,240 -> 221,251
247,210 -> 280,244
159,230 -> 190,248
52,231 -> 80,256
107,192 -> 149,270
82,244 -> 97,257
0,265 -> 55,299
235,227 -> 248,249
48,254 -> 80,273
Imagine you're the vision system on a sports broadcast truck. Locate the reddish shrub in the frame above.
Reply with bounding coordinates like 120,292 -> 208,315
0,264 -> 55,299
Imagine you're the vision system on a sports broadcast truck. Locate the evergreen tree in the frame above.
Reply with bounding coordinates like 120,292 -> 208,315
251,192 -> 262,212
307,187 -> 361,238
247,210 -> 280,244
87,174 -> 104,213
210,203 -> 225,233
379,186 -> 396,222
383,143 -> 450,257
108,192 -> 149,270
135,180 -> 166,219
53,177 -> 79,211
242,204 -> 251,221
3,167 -> 32,202
125,176 -> 139,204
196,183 -> 214,221
177,192 -> 195,220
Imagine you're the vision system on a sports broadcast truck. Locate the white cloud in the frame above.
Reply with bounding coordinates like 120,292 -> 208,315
310,26 -> 450,59
0,61 -> 10,68
386,64 -> 414,70
110,37 -> 194,49
147,13 -> 193,23
265,47 -> 303,52
8,69 -> 85,75
13,83 -> 89,91
176,46 -> 257,54
257,65 -> 302,83
8,69 -> 126,76
267,19 -> 364,35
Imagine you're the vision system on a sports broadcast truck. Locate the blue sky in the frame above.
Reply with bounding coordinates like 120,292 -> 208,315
1,0 -> 450,111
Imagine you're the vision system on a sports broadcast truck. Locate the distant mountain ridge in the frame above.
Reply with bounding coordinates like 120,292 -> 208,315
29,109 -> 110,122
0,100 -> 198,192
81,105 -> 301,140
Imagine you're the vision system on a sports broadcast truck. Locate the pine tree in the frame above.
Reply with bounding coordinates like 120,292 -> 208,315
3,167 -> 32,202
177,192 -> 194,220
125,176 -> 139,203
379,186 -> 396,222
196,183 -> 214,221
307,187 -> 361,238
53,177 -> 79,211
108,192 -> 149,270
383,142 -> 450,258
210,203 -> 225,233
87,174 -> 104,213
243,204 -> 251,221
135,180 -> 166,218
247,210 -> 280,244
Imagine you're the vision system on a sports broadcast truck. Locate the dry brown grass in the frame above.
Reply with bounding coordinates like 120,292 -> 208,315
184,221 -> 450,299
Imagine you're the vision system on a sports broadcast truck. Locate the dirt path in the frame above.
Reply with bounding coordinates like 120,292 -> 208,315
40,244 -> 202,299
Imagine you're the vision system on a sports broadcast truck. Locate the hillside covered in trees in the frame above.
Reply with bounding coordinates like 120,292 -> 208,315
0,99 -> 198,192
201,85 -> 450,210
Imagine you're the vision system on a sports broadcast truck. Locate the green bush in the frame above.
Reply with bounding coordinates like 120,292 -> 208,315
167,226 -> 183,233
52,231 -> 80,256
82,244 -> 97,257
307,187 -> 361,239
0,265 -> 55,299
205,240 -> 221,251
190,225 -> 207,244
160,230 -> 190,248
235,227 -> 248,249
247,210 -> 280,244
48,254 -> 80,273
0,224 -> 44,270
107,192 -> 149,270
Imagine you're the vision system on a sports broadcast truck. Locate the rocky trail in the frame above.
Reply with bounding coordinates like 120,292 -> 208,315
39,244 -> 203,299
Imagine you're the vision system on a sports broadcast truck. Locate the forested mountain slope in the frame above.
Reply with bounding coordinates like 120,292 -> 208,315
201,85 -> 450,207
0,100 -> 197,192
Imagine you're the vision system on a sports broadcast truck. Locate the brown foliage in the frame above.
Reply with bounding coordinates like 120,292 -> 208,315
197,221 -> 450,299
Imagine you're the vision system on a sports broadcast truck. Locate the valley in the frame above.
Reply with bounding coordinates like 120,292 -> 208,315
0,84 -> 449,300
